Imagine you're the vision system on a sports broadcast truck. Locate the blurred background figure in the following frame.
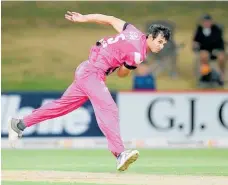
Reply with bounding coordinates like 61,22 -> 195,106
132,63 -> 156,91
193,14 -> 227,88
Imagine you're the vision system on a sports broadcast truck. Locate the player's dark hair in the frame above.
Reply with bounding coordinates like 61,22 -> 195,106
147,24 -> 171,41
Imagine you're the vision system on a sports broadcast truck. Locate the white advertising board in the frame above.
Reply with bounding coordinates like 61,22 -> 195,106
118,92 -> 228,146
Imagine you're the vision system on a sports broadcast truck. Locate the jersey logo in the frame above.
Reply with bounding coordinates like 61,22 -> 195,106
128,32 -> 140,40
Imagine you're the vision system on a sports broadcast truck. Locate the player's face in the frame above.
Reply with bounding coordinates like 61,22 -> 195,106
147,34 -> 167,53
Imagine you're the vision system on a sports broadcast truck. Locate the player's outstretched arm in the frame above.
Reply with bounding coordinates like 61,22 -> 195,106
65,11 -> 126,33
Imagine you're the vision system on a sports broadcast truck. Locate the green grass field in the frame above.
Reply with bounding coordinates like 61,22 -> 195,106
2,149 -> 228,185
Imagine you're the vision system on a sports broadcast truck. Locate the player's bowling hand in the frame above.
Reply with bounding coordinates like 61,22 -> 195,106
65,11 -> 87,23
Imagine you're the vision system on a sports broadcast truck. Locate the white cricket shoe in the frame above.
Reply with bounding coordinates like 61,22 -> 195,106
117,150 -> 139,171
8,117 -> 23,148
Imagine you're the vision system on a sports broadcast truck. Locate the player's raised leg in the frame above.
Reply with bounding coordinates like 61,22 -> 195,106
8,80 -> 88,147
82,72 -> 139,171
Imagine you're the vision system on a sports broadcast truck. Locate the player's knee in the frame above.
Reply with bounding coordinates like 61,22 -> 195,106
112,104 -> 119,115
111,105 -> 119,122
106,103 -> 119,118
99,101 -> 118,113
107,103 -> 118,112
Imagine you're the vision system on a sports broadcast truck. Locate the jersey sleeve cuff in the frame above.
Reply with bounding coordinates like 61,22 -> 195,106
124,62 -> 137,70
123,23 -> 130,31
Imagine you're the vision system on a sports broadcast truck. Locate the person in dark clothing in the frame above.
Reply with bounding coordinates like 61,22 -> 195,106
193,14 -> 226,84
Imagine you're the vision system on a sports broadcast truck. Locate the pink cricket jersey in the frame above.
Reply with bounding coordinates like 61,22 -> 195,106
77,23 -> 147,77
